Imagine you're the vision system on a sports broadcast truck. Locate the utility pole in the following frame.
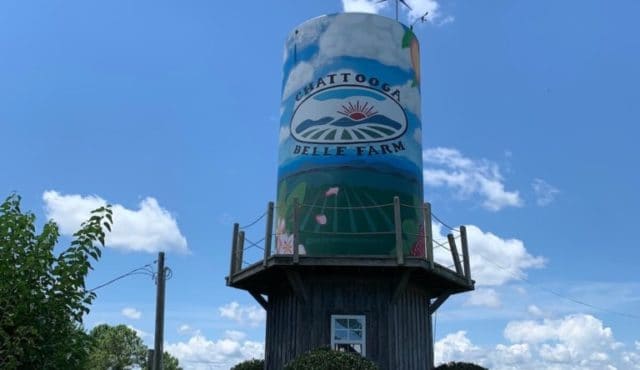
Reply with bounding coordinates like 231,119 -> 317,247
153,252 -> 166,370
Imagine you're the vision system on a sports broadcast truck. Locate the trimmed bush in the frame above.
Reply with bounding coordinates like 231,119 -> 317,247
284,347 -> 379,370
230,358 -> 264,370
435,361 -> 488,370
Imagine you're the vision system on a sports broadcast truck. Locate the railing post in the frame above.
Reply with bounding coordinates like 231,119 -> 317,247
263,202 -> 274,267
447,233 -> 463,276
236,231 -> 245,272
460,225 -> 472,284
293,198 -> 300,264
229,223 -> 239,279
423,203 -> 434,267
393,196 -> 404,265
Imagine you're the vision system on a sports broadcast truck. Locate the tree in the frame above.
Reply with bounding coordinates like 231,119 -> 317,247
435,362 -> 488,370
87,324 -> 183,370
231,359 -> 264,370
284,347 -> 379,370
87,324 -> 147,369
0,193 -> 112,369
160,350 -> 183,370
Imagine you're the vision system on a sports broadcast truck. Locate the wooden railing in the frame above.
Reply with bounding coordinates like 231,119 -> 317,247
228,198 -> 472,284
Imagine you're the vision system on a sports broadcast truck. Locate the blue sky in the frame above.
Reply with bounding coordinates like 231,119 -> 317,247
1,0 -> 639,368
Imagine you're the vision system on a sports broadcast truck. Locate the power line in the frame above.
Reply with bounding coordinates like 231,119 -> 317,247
431,212 -> 460,233
88,262 -> 155,292
486,259 -> 640,320
240,212 -> 267,230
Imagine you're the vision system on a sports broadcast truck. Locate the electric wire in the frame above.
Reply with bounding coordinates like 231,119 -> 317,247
240,212 -> 267,229
431,212 -> 460,233
486,259 -> 640,320
88,261 -> 156,292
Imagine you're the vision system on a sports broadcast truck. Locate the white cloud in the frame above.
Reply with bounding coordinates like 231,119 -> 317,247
279,125 -> 290,144
413,128 -> 422,144
166,331 -> 264,370
527,304 -> 546,318
224,330 -> 246,341
434,331 -> 482,365
491,343 -> 532,365
127,325 -> 150,339
342,0 -> 443,23
435,314 -> 635,369
341,0 -> 386,13
43,190 -> 188,253
423,147 -> 523,211
432,223 -> 545,286
121,307 -> 142,320
178,324 -> 195,335
218,302 -> 266,327
464,288 -> 501,308
532,178 -> 560,206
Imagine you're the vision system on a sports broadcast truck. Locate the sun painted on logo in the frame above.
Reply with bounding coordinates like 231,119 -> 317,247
290,85 -> 407,144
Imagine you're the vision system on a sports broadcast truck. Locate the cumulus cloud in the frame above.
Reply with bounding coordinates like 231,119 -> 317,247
218,302 -> 266,327
435,331 -> 483,365
121,307 -> 141,320
341,0 -> 386,13
423,148 -> 523,211
166,331 -> 263,370
464,288 -> 501,308
43,191 -> 188,253
435,314 -> 637,369
532,178 -> 560,206
178,324 -> 196,335
342,0 -> 442,23
127,325 -> 150,339
432,223 -> 545,286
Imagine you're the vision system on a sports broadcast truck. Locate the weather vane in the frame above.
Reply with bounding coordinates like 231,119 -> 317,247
376,0 -> 429,25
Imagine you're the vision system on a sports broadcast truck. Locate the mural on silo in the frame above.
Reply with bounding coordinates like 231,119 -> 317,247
277,13 -> 425,256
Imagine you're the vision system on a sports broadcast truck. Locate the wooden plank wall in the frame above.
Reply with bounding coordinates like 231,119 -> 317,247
264,272 -> 431,370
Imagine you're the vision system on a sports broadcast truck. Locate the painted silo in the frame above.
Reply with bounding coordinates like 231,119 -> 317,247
277,13 -> 424,256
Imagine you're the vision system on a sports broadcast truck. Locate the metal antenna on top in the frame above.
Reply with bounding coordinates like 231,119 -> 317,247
411,11 -> 429,28
376,0 -> 412,21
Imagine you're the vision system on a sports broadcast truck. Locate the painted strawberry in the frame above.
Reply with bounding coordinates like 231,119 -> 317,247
402,27 -> 421,87
410,223 -> 426,257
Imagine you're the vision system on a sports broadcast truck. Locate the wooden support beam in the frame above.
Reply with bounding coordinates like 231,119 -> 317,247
263,202 -> 274,267
391,270 -> 412,304
235,231 -> 245,273
393,196 -> 404,265
460,225 -> 472,284
249,290 -> 269,310
429,293 -> 451,314
423,203 -> 434,267
228,223 -> 239,281
293,198 -> 300,264
285,270 -> 308,303
447,233 -> 463,276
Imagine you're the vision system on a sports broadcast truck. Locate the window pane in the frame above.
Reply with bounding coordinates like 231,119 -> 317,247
349,329 -> 362,341
334,329 -> 348,341
348,319 -> 363,330
335,319 -> 348,330
335,343 -> 362,355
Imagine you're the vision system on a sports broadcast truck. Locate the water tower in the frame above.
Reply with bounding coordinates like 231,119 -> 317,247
226,12 -> 474,370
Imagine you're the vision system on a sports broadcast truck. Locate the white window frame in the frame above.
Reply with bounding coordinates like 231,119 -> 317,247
330,314 -> 366,356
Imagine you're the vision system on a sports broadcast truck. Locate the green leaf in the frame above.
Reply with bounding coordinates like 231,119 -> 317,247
401,28 -> 415,48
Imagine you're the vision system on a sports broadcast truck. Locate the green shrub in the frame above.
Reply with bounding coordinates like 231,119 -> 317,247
435,361 -> 488,370
284,347 -> 379,370
230,358 -> 264,370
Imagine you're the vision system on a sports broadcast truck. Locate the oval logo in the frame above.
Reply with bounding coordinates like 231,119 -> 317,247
290,85 -> 408,144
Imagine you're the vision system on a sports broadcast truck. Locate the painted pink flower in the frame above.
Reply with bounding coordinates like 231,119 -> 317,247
325,187 -> 339,197
276,233 -> 294,254
315,214 -> 327,225
410,223 -> 426,257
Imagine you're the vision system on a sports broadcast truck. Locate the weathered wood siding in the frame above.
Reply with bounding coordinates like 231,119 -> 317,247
264,271 -> 431,370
